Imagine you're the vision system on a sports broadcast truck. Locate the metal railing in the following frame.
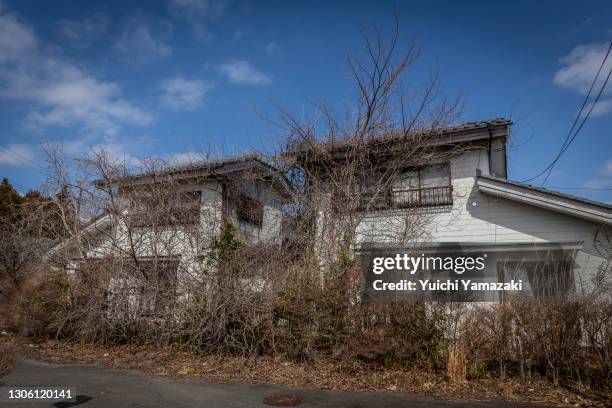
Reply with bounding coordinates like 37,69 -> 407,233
354,185 -> 453,211
392,185 -> 453,208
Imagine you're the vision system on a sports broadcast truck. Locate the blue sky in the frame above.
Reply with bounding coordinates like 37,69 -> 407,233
0,0 -> 611,203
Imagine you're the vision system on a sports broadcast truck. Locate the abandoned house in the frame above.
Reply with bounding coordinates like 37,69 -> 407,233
293,118 -> 612,299
48,155 -> 292,313
51,119 -> 612,303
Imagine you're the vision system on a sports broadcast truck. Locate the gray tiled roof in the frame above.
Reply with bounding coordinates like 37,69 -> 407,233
441,118 -> 512,133
290,118 -> 513,156
102,153 -> 269,183
94,154 -> 293,198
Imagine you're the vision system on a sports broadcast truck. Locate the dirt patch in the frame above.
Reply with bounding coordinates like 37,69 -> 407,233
0,334 -> 607,407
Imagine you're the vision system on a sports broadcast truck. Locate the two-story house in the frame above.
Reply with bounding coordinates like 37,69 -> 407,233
50,155 -> 291,312
293,118 -> 612,298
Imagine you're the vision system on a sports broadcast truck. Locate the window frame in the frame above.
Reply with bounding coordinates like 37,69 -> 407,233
235,193 -> 264,227
128,189 -> 202,228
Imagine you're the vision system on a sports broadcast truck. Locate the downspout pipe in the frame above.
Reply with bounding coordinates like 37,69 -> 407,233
487,124 -> 494,176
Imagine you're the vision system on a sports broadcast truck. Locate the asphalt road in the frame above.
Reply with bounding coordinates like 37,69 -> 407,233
0,358 -> 554,408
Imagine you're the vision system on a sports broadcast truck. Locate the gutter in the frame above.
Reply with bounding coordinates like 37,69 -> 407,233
487,124 -> 493,175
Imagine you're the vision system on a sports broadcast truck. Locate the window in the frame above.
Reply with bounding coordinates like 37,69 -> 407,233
331,163 -> 452,213
172,190 -> 201,225
391,163 -> 452,208
356,171 -> 392,210
498,257 -> 574,299
392,169 -> 419,206
236,193 -> 264,227
129,190 -> 201,227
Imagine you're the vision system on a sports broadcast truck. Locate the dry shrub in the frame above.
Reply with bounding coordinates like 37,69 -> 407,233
19,270 -> 109,342
460,297 -> 611,391
14,254 -> 612,395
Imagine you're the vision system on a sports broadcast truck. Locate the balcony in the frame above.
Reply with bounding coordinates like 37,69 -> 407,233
392,185 -> 453,208
351,185 -> 453,212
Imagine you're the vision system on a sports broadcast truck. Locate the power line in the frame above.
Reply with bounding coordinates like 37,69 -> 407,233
521,41 -> 612,184
0,145 -> 47,174
541,64 -> 612,185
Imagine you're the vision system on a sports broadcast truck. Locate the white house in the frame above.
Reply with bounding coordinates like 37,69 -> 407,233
54,120 -> 611,302
295,119 -> 612,299
50,155 -> 291,312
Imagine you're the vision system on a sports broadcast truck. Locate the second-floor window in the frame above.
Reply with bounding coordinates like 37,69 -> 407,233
391,163 -> 452,208
351,163 -> 452,211
236,193 -> 264,227
129,190 -> 201,227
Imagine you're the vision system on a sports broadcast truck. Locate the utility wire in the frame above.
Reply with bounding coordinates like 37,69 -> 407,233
521,41 -> 612,184
0,145 -> 46,174
541,65 -> 612,185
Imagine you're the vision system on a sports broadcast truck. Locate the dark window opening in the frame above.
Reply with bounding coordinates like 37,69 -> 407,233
236,193 -> 264,227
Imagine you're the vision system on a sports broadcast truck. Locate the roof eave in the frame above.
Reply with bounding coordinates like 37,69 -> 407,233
477,175 -> 612,226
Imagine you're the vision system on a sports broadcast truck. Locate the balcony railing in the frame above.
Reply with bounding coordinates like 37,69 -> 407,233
352,185 -> 453,211
392,185 -> 453,208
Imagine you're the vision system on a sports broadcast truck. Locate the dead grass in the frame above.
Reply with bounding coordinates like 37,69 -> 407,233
0,333 -> 608,407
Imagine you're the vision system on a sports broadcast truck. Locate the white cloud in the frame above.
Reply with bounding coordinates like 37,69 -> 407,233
604,158 -> 612,175
159,77 -> 212,111
583,179 -> 612,189
0,5 -> 154,136
584,98 -> 612,117
0,7 -> 36,63
233,27 -> 247,41
167,0 -> 228,40
50,134 -> 153,169
554,42 -> 612,95
58,13 -> 109,47
0,143 -> 37,166
218,60 -> 271,85
93,137 -> 147,167
166,151 -> 204,165
169,0 -> 227,17
583,158 -> 612,189
115,19 -> 172,63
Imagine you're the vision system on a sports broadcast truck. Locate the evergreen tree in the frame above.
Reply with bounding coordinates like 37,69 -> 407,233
0,177 -> 24,221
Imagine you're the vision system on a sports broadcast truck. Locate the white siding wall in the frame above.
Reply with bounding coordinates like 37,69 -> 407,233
353,148 -> 608,292
82,178 -> 284,288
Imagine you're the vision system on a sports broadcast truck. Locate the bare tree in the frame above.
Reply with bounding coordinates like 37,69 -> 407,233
271,16 -> 461,269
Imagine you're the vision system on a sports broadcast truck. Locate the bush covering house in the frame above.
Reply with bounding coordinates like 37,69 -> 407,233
51,119 -> 612,301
